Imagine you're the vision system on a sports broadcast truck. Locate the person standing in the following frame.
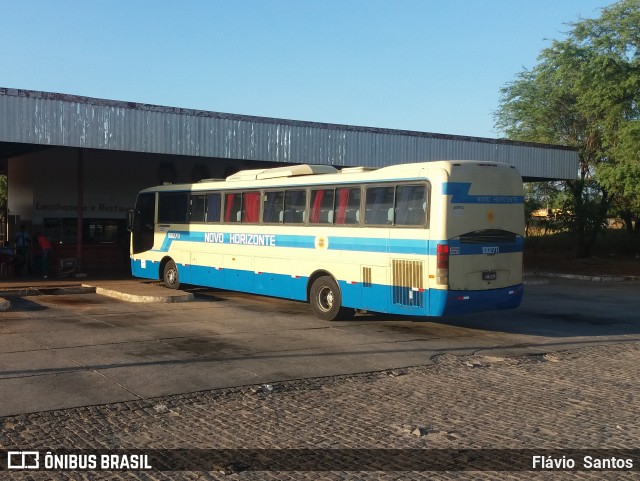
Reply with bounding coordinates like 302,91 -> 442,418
36,233 -> 52,279
13,225 -> 31,274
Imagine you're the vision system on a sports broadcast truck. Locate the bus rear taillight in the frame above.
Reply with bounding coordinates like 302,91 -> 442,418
436,243 -> 449,285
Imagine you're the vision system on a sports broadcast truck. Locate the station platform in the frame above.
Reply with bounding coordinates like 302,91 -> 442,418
0,277 -> 193,311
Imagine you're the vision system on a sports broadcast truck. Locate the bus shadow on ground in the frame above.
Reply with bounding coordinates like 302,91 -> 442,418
352,309 -> 640,338
174,284 -> 640,340
1,296 -> 48,312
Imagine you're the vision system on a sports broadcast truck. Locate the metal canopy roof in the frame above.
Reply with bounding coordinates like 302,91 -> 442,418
0,87 -> 578,180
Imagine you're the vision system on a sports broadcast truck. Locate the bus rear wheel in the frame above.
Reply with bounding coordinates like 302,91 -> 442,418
310,276 -> 355,321
163,259 -> 180,290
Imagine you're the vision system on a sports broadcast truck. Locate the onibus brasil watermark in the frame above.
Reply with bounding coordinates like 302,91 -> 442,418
6,451 -> 151,471
3,449 -> 640,472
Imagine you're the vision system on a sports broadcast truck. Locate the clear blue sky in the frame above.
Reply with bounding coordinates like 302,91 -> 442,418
0,0 -> 614,139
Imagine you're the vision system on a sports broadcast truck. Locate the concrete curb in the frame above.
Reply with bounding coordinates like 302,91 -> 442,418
0,297 -> 10,312
528,271 -> 637,283
86,284 -> 194,303
0,286 -> 95,311
522,278 -> 550,286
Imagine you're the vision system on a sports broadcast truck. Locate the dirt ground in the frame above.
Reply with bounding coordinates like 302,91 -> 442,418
524,251 -> 640,278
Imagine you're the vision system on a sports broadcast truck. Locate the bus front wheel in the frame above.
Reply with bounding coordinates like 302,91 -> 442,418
163,260 -> 180,290
310,276 -> 355,321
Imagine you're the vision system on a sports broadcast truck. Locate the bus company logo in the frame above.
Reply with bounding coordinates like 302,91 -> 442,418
315,236 -> 328,250
486,210 -> 495,222
7,451 -> 39,470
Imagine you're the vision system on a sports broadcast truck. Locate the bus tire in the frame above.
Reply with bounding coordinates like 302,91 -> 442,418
163,259 -> 180,290
310,276 -> 355,321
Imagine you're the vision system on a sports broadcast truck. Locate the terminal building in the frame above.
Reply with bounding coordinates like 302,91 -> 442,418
0,88 -> 578,274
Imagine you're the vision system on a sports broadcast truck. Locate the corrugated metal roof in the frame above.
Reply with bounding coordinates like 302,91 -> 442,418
0,87 -> 578,180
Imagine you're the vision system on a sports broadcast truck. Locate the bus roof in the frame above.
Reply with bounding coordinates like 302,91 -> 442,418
224,164 -> 338,181
139,160 -> 519,193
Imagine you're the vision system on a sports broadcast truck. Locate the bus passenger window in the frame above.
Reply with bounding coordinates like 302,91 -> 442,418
263,191 -> 284,223
284,190 -> 306,224
336,187 -> 361,225
224,193 -> 242,223
310,189 -> 335,224
158,192 -> 189,224
190,195 -> 206,223
242,192 -> 260,223
395,185 -> 427,226
365,186 -> 394,225
206,193 -> 221,223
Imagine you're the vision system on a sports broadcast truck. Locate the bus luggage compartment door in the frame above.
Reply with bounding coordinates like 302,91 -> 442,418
223,254 -> 254,292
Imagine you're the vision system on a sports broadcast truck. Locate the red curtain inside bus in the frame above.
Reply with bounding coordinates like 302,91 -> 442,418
311,190 -> 325,223
243,192 -> 260,223
224,194 -> 235,222
336,188 -> 350,224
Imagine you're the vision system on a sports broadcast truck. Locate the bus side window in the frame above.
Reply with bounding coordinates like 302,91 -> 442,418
336,187 -> 360,225
158,192 -> 189,224
310,189 -> 335,224
284,190 -> 306,224
395,185 -> 427,226
224,193 -> 242,223
263,191 -> 284,223
242,192 -> 261,223
364,186 -> 394,225
206,193 -> 221,223
190,195 -> 206,223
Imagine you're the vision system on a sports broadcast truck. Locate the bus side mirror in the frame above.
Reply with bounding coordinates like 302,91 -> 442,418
126,209 -> 134,232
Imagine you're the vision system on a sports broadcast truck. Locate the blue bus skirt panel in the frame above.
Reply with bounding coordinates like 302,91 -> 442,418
131,258 -> 161,280
131,259 -> 523,317
342,281 -> 523,317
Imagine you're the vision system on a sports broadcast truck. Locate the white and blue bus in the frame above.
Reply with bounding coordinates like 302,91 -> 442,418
129,161 -> 524,320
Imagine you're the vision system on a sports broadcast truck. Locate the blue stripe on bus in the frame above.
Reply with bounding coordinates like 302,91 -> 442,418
130,259 -> 523,317
275,235 -> 316,249
153,231 -> 524,256
442,182 -> 524,204
327,237 -> 430,255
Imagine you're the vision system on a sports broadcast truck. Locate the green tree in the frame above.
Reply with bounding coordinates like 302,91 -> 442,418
523,181 -> 564,236
495,0 -> 640,257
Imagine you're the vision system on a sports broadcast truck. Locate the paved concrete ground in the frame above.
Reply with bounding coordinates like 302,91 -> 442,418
1,277 -> 640,479
1,343 -> 639,480
0,278 -> 639,418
